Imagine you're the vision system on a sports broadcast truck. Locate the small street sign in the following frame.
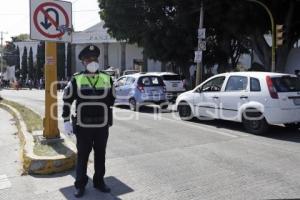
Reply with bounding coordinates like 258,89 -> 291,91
199,40 -> 206,51
198,28 -> 206,39
30,0 -> 72,42
194,51 -> 202,63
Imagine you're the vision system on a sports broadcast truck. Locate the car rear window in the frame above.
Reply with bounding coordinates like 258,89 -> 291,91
162,75 -> 182,81
138,76 -> 164,86
271,76 -> 300,92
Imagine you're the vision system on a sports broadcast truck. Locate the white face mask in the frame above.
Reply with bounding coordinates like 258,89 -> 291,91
86,61 -> 99,73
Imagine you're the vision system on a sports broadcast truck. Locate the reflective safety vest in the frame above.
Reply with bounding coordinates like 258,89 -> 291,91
74,73 -> 111,89
72,72 -> 114,126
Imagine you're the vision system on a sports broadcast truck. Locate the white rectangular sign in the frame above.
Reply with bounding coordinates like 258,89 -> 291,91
198,28 -> 206,39
30,0 -> 72,42
194,51 -> 202,63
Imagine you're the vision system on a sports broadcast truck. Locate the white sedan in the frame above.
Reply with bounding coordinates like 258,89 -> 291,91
176,72 -> 300,134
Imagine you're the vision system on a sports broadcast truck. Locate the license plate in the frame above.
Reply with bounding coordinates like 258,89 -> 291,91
293,98 -> 300,105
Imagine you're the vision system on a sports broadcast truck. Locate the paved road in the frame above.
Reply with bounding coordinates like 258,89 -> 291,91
1,89 -> 300,200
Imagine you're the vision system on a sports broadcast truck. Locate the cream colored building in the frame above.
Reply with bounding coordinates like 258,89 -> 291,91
71,22 -> 162,74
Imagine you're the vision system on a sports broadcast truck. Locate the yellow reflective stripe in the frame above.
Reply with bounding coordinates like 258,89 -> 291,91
75,73 -> 111,88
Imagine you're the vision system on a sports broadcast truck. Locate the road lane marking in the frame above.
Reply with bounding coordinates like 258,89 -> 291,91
0,175 -> 12,190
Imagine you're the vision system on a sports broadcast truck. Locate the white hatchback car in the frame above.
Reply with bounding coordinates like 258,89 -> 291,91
176,72 -> 300,134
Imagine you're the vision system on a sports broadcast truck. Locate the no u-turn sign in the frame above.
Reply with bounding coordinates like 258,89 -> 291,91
30,0 -> 72,42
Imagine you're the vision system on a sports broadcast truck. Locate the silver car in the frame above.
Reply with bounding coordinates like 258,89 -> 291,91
114,73 -> 168,111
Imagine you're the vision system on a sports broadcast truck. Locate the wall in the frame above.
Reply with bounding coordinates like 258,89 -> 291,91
147,60 -> 162,72
74,43 -> 156,72
126,44 -> 143,70
108,43 -> 121,69
285,48 -> 300,74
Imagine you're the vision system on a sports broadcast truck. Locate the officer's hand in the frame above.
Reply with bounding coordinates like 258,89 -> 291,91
64,121 -> 73,136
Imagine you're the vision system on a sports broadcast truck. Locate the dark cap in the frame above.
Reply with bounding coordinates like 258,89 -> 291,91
78,45 -> 100,60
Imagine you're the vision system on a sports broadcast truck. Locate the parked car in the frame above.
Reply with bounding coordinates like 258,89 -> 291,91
122,69 -> 140,76
114,73 -> 168,111
176,72 -> 300,134
104,67 -> 120,82
148,72 -> 186,102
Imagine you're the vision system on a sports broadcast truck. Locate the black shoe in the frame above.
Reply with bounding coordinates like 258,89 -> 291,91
94,183 -> 111,193
74,188 -> 85,198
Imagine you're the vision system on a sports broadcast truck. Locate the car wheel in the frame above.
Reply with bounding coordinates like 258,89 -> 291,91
242,110 -> 269,134
129,98 -> 137,111
284,123 -> 300,130
178,101 -> 193,121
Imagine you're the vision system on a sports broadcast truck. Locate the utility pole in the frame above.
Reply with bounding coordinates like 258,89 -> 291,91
195,0 -> 204,86
0,31 -> 8,74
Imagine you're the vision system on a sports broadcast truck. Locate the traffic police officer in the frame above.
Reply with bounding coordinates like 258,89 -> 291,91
62,45 -> 115,198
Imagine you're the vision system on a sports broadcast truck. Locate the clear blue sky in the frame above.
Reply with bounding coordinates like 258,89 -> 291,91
0,0 -> 101,42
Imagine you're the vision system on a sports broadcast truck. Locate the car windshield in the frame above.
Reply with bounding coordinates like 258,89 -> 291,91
271,76 -> 300,92
138,76 -> 164,87
162,75 -> 182,81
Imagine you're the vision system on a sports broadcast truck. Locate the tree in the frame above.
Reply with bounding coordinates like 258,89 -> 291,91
3,41 -> 18,67
28,47 -> 34,80
99,0 -> 300,74
57,43 -> 66,80
15,47 -> 20,79
36,41 -> 45,80
21,47 -> 28,81
11,34 -> 29,42
99,0 -> 199,76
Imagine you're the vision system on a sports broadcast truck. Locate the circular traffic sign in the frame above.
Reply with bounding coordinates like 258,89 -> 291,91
33,2 -> 70,39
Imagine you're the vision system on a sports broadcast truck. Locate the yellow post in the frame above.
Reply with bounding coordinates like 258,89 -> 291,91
43,42 -> 60,139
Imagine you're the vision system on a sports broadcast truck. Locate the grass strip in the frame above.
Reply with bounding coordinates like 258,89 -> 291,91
0,99 -> 43,132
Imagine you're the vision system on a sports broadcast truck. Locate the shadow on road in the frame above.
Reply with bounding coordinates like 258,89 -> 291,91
60,176 -> 133,200
32,171 -> 134,199
114,105 -> 173,114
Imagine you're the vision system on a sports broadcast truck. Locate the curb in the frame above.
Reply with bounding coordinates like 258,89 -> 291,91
0,102 -> 77,175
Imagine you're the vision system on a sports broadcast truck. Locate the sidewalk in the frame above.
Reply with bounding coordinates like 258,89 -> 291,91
0,108 -> 126,200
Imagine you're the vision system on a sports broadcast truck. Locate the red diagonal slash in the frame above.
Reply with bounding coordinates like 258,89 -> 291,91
41,8 -> 59,29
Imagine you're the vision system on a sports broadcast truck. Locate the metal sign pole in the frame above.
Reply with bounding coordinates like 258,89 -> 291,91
195,1 -> 204,86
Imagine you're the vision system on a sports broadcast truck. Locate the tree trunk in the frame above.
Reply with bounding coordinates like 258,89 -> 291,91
250,30 -> 271,71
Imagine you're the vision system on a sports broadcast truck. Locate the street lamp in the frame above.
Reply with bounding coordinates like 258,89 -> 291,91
246,0 -> 276,72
